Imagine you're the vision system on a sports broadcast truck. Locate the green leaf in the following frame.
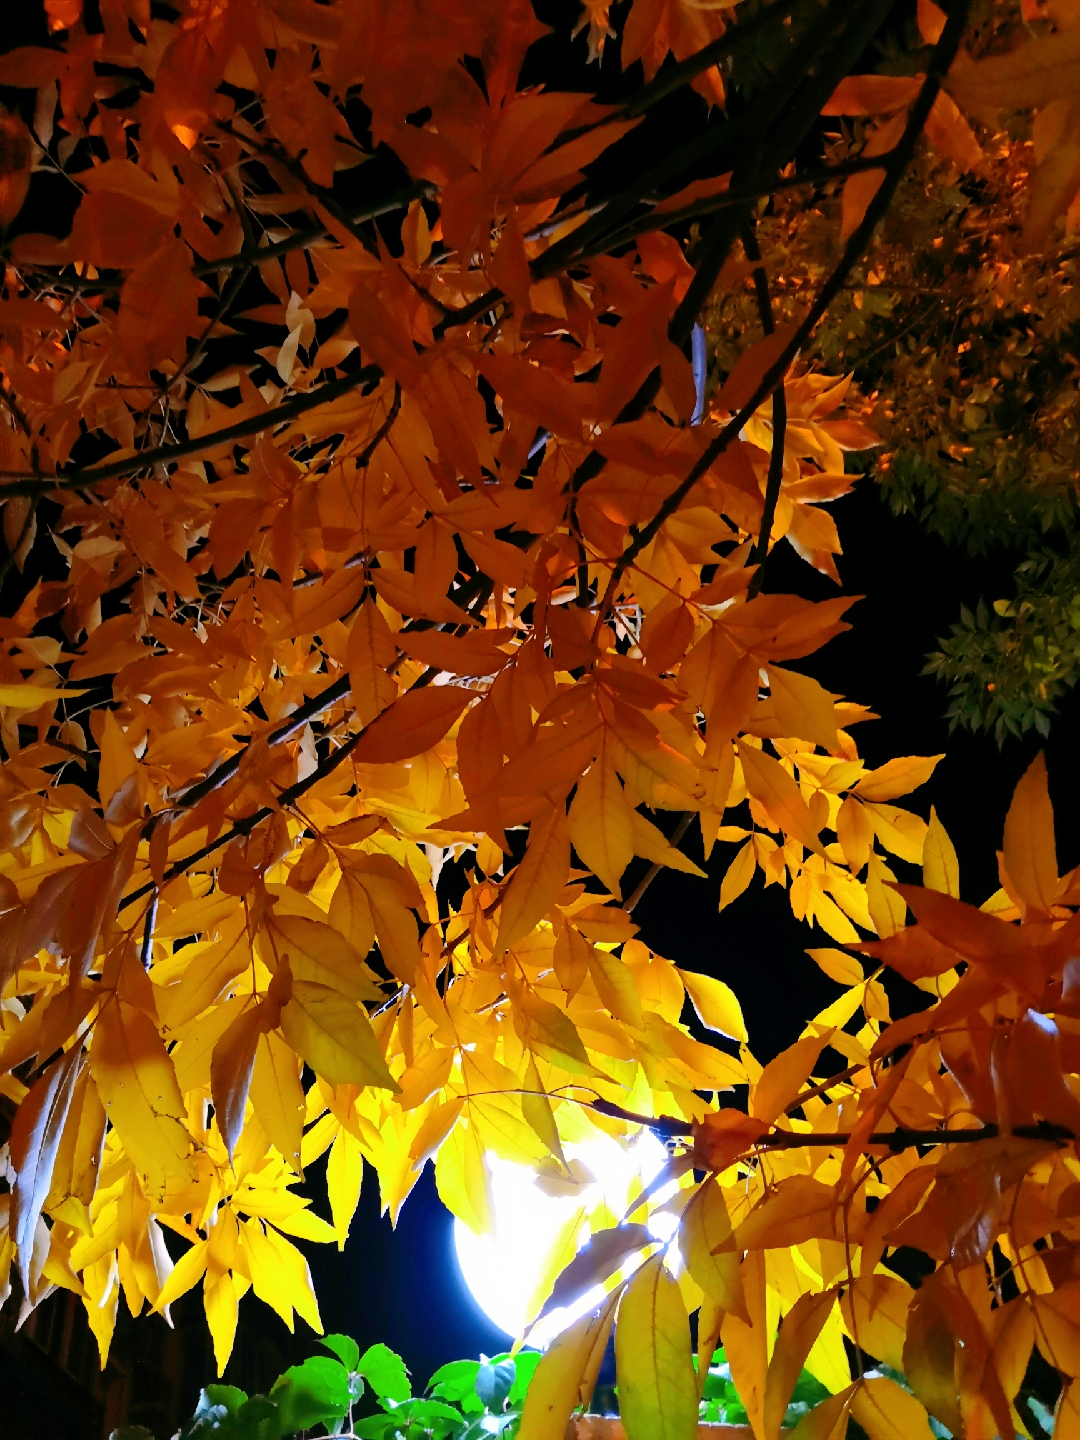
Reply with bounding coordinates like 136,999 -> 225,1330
321,1334 -> 362,1374
507,1352 -> 542,1407
352,1418 -> 398,1440
271,1357 -> 352,1433
234,1394 -> 284,1440
359,1343 -> 412,1403
180,1388 -> 273,1440
204,1387 -> 248,1417
476,1359 -> 516,1411
429,1358 -> 485,1415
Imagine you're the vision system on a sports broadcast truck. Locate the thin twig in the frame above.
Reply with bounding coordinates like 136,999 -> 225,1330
587,1097 -> 1075,1151
624,812 -> 694,913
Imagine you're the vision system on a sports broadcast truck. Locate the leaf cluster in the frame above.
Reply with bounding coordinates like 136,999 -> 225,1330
702,4 -> 1080,735
0,6 -> 1080,1439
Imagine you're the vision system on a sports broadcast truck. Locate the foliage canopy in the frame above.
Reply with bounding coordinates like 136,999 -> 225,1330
2,2 -> 1080,1439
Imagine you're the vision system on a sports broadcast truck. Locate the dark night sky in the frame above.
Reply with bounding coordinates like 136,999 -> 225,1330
4,0 -> 1079,1423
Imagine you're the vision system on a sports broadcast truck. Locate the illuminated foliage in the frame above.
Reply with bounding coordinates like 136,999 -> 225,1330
0,5 -> 1080,1439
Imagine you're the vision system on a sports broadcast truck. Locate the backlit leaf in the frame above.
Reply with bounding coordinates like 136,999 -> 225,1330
280,983 -> 399,1092
615,1256 -> 698,1440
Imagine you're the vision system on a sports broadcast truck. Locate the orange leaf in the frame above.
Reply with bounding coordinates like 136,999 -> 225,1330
1003,752 -> 1060,911
713,326 -> 799,413
351,685 -> 472,765
738,742 -> 825,855
496,803 -> 571,952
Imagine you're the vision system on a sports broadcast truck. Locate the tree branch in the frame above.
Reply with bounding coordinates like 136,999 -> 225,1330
192,179 -> 434,275
591,0 -> 974,633
743,223 -> 787,601
623,812 -> 694,914
0,365 -> 383,494
587,1098 -> 1075,1151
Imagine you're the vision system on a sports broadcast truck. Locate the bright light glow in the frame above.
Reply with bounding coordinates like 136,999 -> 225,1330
453,1130 -> 677,1347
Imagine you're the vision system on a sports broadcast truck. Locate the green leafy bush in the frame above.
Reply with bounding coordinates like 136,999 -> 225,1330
111,1335 -> 840,1440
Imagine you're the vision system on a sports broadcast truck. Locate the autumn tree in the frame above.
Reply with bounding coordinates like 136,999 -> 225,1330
701,0 -> 1080,739
1,1 -> 1080,1438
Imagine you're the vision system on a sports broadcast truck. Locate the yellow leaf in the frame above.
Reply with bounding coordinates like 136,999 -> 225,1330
515,984 -> 592,1073
862,801 -> 929,863
263,1224 -> 322,1333
496,804 -> 570,953
521,1054 -> 566,1165
721,1250 -> 769,1440
853,755 -> 942,803
553,923 -> 592,999
271,565 -> 368,642
615,1255 -> 697,1440
990,1297 -> 1034,1403
279,982 -> 399,1092
1002,752 -> 1058,911
523,1204 -> 588,1327
806,1304 -> 853,1395
677,1179 -> 745,1317
840,1275 -> 912,1372
0,682 -> 86,708
98,709 -> 137,814
250,1030 -> 305,1173
435,1119 -> 492,1235
153,1238 -> 209,1311
569,750 -> 634,895
326,1127 -> 363,1246
327,866 -> 377,958
162,924 -> 250,1030
921,806 -> 959,899
8,1045 -> 83,1291
264,914 -> 384,1001
410,1096 -> 464,1170
865,852 -> 906,938
751,1032 -> 834,1124
806,948 -> 864,986
850,1376 -> 935,1440
630,810 -> 707,879
738,742 -> 825,855
758,667 -> 840,753
240,1216 -> 297,1330
679,969 -> 747,1041
338,858 -> 423,984
535,1223 -> 654,1325
518,1286 -> 622,1440
836,795 -> 873,873
89,999 -> 195,1205
210,1001 -> 264,1160
1033,1288 -> 1080,1376
346,598 -> 397,727
719,839 -> 756,911
204,1271 -> 239,1376
788,1384 -> 857,1440
765,1290 -> 839,1440
46,1067 -> 106,1228
589,947 -> 644,1029
1060,1382 -> 1080,1440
